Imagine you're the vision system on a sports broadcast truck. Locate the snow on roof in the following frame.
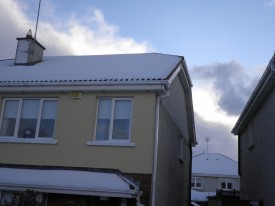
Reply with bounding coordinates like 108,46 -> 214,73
192,153 -> 238,177
0,53 -> 182,84
0,167 -> 141,198
191,189 -> 215,202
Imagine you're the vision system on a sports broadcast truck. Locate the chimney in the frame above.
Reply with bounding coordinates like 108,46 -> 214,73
14,29 -> 46,65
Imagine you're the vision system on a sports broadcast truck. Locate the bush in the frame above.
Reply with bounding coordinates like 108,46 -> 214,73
4,190 -> 40,206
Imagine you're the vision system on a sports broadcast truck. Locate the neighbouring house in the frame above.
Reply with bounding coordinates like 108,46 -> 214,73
0,31 -> 197,206
191,153 -> 240,203
232,53 -> 275,206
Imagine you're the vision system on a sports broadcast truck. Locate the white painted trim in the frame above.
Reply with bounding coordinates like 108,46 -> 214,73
86,141 -> 135,147
0,137 -> 58,145
0,98 -> 58,140
167,64 -> 182,85
0,82 -> 169,94
94,98 -> 133,142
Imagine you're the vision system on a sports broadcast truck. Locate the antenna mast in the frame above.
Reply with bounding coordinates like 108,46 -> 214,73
205,137 -> 210,153
34,0 -> 42,39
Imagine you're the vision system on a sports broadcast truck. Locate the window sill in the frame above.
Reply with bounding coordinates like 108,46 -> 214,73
0,137 -> 58,145
86,141 -> 135,147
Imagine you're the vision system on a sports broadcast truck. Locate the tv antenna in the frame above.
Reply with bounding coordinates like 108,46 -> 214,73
205,137 -> 210,153
34,0 -> 42,39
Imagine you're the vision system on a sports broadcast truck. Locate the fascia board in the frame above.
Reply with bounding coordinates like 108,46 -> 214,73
192,173 -> 239,179
232,53 -> 275,134
232,71 -> 275,134
0,185 -> 138,198
0,82 -> 169,94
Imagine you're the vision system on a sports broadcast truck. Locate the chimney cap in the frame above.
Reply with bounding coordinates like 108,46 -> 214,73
26,29 -> 32,38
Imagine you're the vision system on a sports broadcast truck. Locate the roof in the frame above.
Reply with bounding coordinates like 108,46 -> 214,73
0,53 -> 185,84
192,153 -> 239,177
232,53 -> 275,134
0,167 -> 142,198
191,190 -> 215,202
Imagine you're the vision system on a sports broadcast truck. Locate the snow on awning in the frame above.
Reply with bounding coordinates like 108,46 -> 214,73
0,167 -> 142,199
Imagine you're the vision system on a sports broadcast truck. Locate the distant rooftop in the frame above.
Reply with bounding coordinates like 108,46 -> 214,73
192,153 -> 238,177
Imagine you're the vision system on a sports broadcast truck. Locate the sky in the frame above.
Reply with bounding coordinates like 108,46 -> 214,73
1,0 -> 275,160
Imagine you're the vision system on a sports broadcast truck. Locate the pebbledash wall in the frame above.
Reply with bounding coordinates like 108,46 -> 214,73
155,75 -> 192,206
239,87 -> 275,205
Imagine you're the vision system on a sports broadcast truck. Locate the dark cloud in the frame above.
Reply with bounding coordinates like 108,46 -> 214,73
190,61 -> 261,116
193,113 -> 238,160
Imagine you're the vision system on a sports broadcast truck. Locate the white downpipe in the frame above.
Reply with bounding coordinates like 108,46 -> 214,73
151,87 -> 170,206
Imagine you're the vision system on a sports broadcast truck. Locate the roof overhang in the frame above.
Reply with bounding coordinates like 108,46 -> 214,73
232,53 -> 275,135
0,167 -> 142,199
0,81 -> 169,94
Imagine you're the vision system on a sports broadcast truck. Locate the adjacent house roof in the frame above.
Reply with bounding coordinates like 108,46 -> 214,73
0,167 -> 142,199
192,153 -> 239,177
232,53 -> 275,134
0,53 -> 192,94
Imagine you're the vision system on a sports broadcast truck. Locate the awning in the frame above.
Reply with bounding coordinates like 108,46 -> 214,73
0,167 -> 142,199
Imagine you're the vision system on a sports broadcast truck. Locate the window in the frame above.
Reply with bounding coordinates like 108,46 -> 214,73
220,178 -> 234,190
0,98 -> 57,140
191,177 -> 203,189
95,98 -> 132,141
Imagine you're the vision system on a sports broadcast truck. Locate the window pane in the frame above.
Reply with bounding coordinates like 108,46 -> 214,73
196,178 -> 202,188
112,100 -> 131,140
227,179 -> 234,190
95,99 -> 111,140
0,100 -> 19,136
191,178 -> 195,187
39,100 -> 57,137
18,99 -> 39,138
221,182 -> 226,189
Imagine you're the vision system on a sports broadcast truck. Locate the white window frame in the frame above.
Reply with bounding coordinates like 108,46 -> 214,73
191,177 -> 203,189
220,178 -> 234,190
0,98 -> 58,144
91,97 -> 134,146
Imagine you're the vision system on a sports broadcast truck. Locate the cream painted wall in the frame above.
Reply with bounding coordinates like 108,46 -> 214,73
0,92 -> 156,174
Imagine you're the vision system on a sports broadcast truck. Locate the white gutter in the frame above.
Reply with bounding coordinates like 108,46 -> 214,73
0,82 -> 168,94
151,86 -> 170,206
0,185 -> 138,199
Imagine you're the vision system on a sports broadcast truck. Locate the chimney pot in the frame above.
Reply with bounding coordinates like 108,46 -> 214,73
26,29 -> 33,39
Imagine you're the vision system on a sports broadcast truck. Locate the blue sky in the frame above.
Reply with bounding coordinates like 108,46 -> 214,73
1,0 -> 275,160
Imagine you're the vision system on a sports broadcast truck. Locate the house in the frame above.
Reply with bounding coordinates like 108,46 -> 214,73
191,153 -> 240,203
0,32 -> 197,206
232,53 -> 275,206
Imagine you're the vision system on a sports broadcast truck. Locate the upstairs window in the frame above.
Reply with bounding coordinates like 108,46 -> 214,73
95,98 -> 132,141
0,98 -> 58,139
220,178 -> 234,190
191,177 -> 203,189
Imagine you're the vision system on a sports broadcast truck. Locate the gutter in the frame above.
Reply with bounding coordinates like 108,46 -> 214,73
0,81 -> 169,94
151,85 -> 170,206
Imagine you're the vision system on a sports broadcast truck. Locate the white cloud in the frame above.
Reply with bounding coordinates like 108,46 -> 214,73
267,0 -> 275,6
0,0 -> 154,59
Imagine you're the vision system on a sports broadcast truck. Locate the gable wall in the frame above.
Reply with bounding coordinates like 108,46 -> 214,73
155,75 -> 192,206
0,92 -> 156,174
239,87 -> 275,205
